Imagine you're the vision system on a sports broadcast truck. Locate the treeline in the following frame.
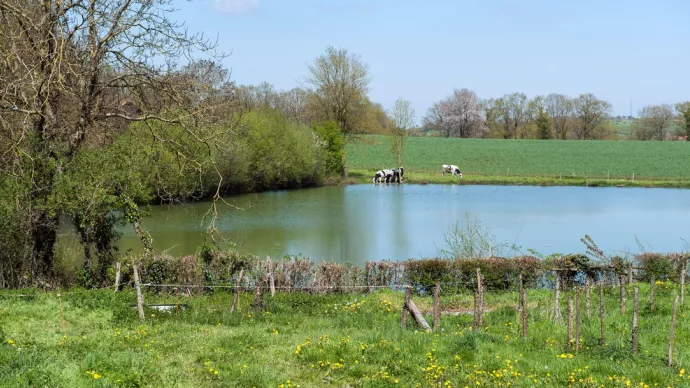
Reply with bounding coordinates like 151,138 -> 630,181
0,0 -> 382,288
421,89 -> 690,141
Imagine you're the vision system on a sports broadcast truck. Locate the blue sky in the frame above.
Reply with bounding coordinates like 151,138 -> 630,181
173,0 -> 689,120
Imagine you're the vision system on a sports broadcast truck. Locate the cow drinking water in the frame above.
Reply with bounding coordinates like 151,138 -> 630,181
442,164 -> 463,177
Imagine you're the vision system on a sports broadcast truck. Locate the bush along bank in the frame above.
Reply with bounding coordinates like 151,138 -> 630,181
76,249 -> 689,295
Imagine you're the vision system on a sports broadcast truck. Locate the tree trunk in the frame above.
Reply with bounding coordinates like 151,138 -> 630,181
31,210 -> 59,283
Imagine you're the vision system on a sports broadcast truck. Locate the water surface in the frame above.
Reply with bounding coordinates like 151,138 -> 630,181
112,185 -> 690,264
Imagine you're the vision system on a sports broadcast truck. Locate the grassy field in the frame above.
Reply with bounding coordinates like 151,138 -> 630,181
1,284 -> 688,387
345,136 -> 690,187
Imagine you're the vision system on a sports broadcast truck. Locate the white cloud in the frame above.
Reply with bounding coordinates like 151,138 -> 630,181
212,0 -> 259,13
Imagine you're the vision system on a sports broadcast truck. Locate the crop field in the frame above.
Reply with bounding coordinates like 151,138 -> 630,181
345,136 -> 690,185
1,284 -> 688,387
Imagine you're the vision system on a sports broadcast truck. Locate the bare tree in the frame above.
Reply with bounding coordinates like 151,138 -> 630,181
422,101 -> 447,136
545,94 -> 574,140
0,0 -> 225,281
389,98 -> 415,168
489,93 -> 530,139
632,104 -> 674,140
424,89 -> 483,138
572,94 -> 612,140
306,46 -> 370,136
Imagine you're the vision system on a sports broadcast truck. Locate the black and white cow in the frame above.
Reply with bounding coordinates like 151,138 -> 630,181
391,167 -> 404,183
373,167 -> 404,184
373,169 -> 394,183
442,164 -> 463,177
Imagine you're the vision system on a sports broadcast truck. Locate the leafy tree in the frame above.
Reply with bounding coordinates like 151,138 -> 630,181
0,0 -> 224,283
573,94 -> 612,140
631,104 -> 674,140
313,121 -> 346,176
675,102 -> 690,140
306,46 -> 370,136
535,110 -> 552,139
389,98 -> 416,168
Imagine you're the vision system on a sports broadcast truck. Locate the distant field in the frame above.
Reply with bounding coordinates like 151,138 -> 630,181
346,136 -> 690,182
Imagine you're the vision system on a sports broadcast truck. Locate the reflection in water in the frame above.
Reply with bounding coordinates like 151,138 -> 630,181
107,184 -> 690,264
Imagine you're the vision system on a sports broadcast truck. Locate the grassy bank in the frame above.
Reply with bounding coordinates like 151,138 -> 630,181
1,284 -> 688,387
346,136 -> 690,188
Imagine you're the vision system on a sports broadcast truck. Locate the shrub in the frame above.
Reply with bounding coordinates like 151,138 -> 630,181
405,256 -> 543,295
636,253 -> 689,282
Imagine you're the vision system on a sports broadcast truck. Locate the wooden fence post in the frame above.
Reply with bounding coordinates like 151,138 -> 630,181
650,277 -> 655,312
567,296 -> 573,347
114,262 -> 121,291
267,257 -> 276,298
553,274 -> 561,324
406,297 -> 432,331
518,273 -> 524,331
599,284 -> 606,346
401,285 -> 411,328
433,281 -> 441,332
628,262 -> 633,285
476,269 -> 484,328
669,295 -> 679,367
585,278 -> 591,319
251,278 -> 264,310
522,286 -> 528,339
174,287 -> 179,314
575,287 -> 581,352
133,264 -> 145,321
231,269 -> 244,313
680,260 -> 686,306
632,287 -> 639,354
620,276 -> 626,315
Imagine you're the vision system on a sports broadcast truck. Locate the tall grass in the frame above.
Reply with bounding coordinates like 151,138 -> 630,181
0,283 -> 688,387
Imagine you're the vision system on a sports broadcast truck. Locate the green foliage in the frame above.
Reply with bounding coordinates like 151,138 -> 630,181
405,256 -> 542,294
237,109 -> 326,191
635,253 -> 688,282
535,110 -> 552,139
313,121 -> 345,175
676,101 -> 690,138
346,135 -> 690,180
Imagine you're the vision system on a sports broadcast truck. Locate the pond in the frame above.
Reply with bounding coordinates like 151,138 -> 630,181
108,184 -> 690,265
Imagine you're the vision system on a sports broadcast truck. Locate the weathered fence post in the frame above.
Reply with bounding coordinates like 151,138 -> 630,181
267,256 -> 276,298
251,277 -> 265,310
632,287 -> 639,354
476,269 -> 484,328
680,260 -> 686,306
567,296 -> 573,347
522,285 -> 528,339
174,287 -> 179,314
401,285 -> 411,328
231,269 -> 244,313
669,295 -> 679,367
650,277 -> 655,312
599,284 -> 606,346
620,276 -> 626,314
518,273 -> 524,331
585,278 -> 591,319
628,262 -> 633,285
133,264 -> 145,321
114,262 -> 121,291
553,274 -> 562,324
433,281 -> 441,332
575,287 -> 581,352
